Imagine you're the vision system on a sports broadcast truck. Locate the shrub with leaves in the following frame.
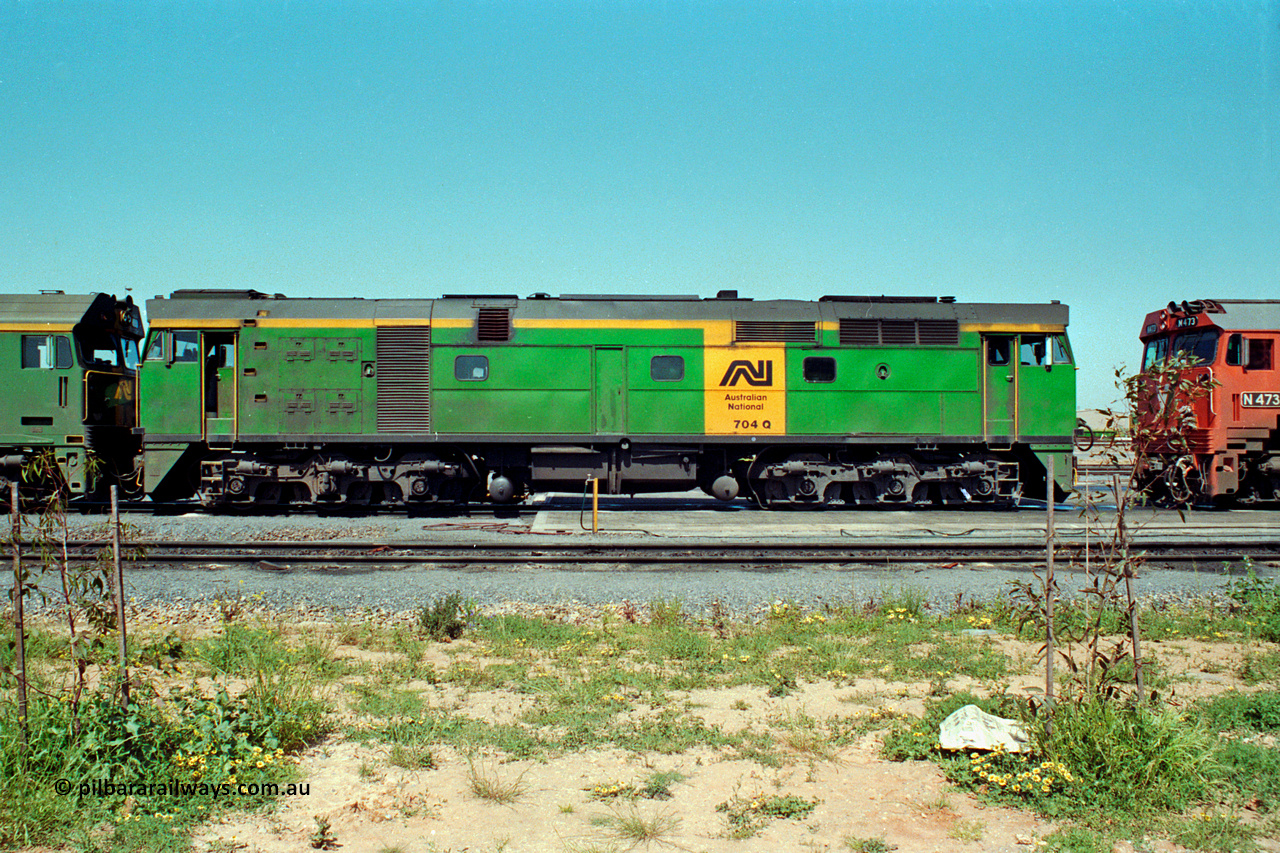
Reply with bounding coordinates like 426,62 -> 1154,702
716,792 -> 819,838
417,592 -> 474,641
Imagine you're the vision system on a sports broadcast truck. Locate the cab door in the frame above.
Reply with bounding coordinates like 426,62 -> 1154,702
202,332 -> 238,444
1016,334 -> 1074,439
138,330 -> 203,438
983,335 -> 1017,441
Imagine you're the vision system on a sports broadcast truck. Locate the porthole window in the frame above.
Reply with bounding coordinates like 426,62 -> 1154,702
454,354 -> 489,381
803,356 -> 836,383
650,355 -> 684,381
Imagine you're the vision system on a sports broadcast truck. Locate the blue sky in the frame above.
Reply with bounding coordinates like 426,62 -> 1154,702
3,0 -> 1277,407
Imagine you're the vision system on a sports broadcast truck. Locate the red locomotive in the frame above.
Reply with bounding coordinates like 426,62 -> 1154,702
1136,299 -> 1280,504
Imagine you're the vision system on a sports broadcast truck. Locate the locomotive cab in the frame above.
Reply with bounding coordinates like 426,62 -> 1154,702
1136,299 -> 1280,503
0,292 -> 144,499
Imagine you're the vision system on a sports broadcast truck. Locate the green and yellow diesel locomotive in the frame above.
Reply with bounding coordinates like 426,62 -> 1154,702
137,290 -> 1075,508
0,291 -> 144,499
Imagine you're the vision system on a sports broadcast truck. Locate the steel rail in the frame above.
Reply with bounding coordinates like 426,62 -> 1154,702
16,539 -> 1277,568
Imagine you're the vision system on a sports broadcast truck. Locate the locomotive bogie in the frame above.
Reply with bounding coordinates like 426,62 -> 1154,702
194,448 -> 479,506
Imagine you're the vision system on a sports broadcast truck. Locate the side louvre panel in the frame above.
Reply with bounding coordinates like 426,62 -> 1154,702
838,318 -> 959,346
916,319 -> 960,345
376,326 -> 431,433
734,320 -> 816,343
838,319 -> 879,345
477,308 -> 511,342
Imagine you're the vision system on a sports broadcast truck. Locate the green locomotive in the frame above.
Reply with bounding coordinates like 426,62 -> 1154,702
137,290 -> 1074,508
0,291 -> 145,499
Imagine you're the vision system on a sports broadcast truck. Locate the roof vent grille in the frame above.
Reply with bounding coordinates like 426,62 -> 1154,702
838,318 -> 959,346
734,321 -> 816,343
476,308 -> 511,342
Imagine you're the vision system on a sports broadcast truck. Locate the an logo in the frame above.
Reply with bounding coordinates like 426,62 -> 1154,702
719,360 -> 774,387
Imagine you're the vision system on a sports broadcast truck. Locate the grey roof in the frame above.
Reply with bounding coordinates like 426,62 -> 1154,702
148,290 -> 1069,328
0,292 -> 108,326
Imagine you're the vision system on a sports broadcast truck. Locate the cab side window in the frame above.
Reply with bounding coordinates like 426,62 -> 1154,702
1226,335 -> 1275,370
1020,335 -> 1048,366
21,335 -> 73,369
1248,339 -> 1274,371
172,331 -> 201,363
144,332 -> 165,362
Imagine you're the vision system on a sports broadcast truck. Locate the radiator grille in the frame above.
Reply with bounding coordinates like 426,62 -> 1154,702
838,319 -> 879,345
376,326 -> 431,433
477,308 -> 511,342
917,319 -> 960,345
838,318 -> 959,346
734,321 -> 816,343
880,320 -> 917,345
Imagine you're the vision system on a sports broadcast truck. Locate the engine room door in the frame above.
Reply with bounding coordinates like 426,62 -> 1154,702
202,332 -> 238,444
594,347 -> 627,434
983,335 -> 1018,442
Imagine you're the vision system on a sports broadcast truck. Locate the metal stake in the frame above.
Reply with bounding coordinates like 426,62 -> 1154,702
11,482 -> 28,748
110,485 -> 129,708
1045,455 -> 1056,733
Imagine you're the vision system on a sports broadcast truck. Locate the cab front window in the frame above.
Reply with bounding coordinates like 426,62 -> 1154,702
1171,330 -> 1218,365
1142,337 -> 1168,370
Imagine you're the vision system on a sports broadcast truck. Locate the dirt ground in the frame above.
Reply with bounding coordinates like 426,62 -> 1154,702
180,626 -> 1274,853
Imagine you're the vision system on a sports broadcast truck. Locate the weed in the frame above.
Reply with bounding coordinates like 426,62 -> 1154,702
766,667 -> 798,697
388,743 -> 436,769
563,841 -> 621,853
587,781 -> 635,801
418,592 -> 474,641
467,759 -> 529,804
1035,696 -> 1214,812
844,837 -> 897,853
350,684 -> 427,719
716,792 -> 819,838
948,819 -> 986,842
1168,811 -> 1259,853
1239,648 -> 1280,685
310,814 -> 337,849
648,598 -> 685,627
878,584 -> 929,621
773,709 -> 835,760
1213,740 -> 1280,813
638,769 -> 686,800
590,805 -> 681,844
1041,825 -> 1108,853
1197,691 -> 1280,731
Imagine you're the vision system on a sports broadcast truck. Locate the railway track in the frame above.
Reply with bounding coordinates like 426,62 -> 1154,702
17,537 -> 1280,570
